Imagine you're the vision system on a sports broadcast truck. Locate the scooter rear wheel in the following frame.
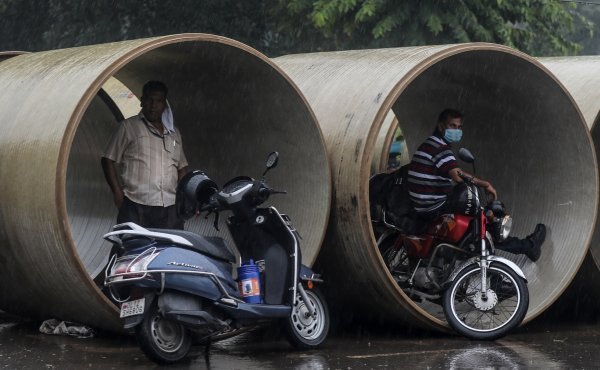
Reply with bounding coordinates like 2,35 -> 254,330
136,303 -> 192,364
285,286 -> 329,349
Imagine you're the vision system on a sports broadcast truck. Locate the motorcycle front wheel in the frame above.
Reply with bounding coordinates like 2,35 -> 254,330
443,262 -> 528,340
285,286 -> 329,349
136,303 -> 192,364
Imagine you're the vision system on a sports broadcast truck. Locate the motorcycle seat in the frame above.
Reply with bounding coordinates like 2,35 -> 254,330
149,229 -> 236,263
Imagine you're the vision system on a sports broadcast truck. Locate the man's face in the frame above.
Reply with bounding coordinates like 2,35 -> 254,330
439,117 -> 463,132
141,90 -> 167,123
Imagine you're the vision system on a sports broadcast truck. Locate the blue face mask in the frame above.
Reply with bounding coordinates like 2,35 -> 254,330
444,128 -> 462,143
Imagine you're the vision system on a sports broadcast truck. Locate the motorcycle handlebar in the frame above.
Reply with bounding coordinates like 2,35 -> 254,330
458,171 -> 474,184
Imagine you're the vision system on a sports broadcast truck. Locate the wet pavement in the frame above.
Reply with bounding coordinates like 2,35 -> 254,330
1,312 -> 600,370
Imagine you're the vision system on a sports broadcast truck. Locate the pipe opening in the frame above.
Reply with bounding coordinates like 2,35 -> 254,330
371,49 -> 596,325
1,36 -> 330,329
67,41 -> 331,278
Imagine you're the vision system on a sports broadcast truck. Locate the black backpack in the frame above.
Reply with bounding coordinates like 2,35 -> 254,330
369,165 -> 412,223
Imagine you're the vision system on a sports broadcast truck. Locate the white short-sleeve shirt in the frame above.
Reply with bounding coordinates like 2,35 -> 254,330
103,113 -> 188,207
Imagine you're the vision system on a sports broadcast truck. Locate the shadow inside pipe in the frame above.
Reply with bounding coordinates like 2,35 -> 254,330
65,41 -> 330,283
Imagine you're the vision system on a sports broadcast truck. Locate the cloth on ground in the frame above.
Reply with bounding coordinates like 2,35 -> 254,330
39,319 -> 94,338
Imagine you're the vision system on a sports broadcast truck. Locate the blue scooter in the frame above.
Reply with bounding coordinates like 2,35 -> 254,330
104,152 -> 329,364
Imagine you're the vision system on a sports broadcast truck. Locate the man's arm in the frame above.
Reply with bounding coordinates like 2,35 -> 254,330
101,157 -> 124,208
178,166 -> 189,182
448,167 -> 497,200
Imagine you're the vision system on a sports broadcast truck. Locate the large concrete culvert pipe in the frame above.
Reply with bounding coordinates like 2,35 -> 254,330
538,57 -> 600,312
0,34 -> 331,331
275,44 -> 598,331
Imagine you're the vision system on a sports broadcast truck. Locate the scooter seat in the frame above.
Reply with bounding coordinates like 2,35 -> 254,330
149,229 -> 236,263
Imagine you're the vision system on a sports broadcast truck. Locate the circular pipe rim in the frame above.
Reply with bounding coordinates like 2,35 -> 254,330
276,43 -> 597,331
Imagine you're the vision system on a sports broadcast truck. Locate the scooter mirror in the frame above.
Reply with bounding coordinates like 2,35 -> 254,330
263,151 -> 279,177
266,151 -> 279,169
458,148 -> 475,163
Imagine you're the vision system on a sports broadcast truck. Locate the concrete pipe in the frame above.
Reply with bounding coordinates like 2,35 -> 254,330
0,34 -> 330,331
537,57 -> 600,313
275,44 -> 598,331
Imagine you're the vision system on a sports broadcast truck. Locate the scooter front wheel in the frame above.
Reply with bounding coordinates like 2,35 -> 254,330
136,303 -> 192,364
285,286 -> 329,349
443,262 -> 529,340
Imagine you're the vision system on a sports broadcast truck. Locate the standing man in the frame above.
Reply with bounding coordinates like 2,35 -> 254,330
407,108 -> 546,261
101,80 -> 188,229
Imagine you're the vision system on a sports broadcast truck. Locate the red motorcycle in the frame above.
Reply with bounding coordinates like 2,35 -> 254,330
371,148 -> 528,340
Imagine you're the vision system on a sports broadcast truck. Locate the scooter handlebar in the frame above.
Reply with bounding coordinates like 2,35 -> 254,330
199,196 -> 221,213
259,187 -> 287,196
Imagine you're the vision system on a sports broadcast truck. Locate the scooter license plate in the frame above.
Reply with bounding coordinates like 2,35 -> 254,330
120,298 -> 145,318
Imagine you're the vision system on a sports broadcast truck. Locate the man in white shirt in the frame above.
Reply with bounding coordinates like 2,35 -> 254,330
101,80 -> 189,229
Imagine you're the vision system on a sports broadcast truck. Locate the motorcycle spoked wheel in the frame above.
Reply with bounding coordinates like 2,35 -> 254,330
136,303 -> 192,364
285,286 -> 330,349
379,235 -> 410,284
443,262 -> 529,340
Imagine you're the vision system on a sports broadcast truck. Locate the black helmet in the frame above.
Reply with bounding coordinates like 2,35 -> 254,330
447,183 -> 480,216
176,171 -> 218,220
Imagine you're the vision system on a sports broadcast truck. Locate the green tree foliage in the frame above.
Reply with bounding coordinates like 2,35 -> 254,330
275,0 -> 591,56
0,0 -> 594,57
569,1 -> 600,54
0,0 -> 276,53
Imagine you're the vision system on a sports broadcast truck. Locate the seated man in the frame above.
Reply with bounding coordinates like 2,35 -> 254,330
407,108 -> 546,261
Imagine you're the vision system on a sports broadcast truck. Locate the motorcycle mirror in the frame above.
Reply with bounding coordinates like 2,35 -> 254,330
263,151 -> 279,176
458,148 -> 475,163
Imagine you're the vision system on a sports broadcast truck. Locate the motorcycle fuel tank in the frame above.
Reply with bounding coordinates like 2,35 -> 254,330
427,214 -> 472,244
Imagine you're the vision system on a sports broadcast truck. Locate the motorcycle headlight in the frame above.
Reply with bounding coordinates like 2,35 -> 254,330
499,215 -> 512,241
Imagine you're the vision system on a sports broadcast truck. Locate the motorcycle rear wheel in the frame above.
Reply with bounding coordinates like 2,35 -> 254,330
285,286 -> 329,349
443,262 -> 528,340
136,304 -> 192,364
379,234 -> 410,284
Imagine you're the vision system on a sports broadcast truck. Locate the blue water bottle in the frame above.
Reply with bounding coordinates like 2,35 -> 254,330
237,259 -> 262,304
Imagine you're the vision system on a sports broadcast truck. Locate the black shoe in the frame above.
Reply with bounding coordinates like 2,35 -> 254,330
525,224 -> 546,262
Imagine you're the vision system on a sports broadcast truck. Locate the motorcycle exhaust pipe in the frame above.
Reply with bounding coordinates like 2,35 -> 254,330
275,44 -> 598,331
0,34 -> 331,331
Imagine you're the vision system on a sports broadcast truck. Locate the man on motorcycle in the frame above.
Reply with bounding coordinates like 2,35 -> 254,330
407,108 -> 545,261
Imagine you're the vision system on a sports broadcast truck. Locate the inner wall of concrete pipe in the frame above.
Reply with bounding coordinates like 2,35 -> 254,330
538,57 -> 600,279
0,35 -> 330,330
276,45 -> 596,331
388,51 -> 597,323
